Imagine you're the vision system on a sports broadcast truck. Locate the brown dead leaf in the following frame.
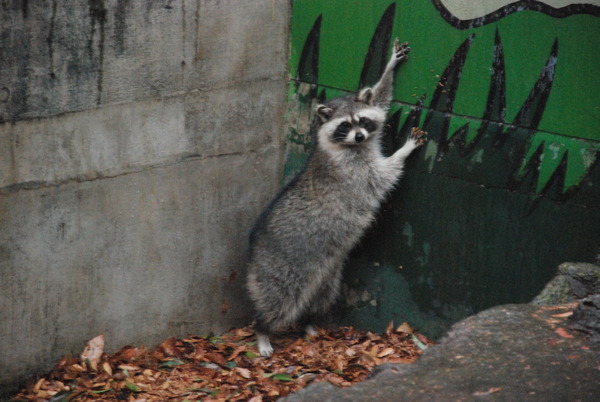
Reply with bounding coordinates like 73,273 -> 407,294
68,363 -> 86,373
81,334 -> 105,371
233,327 -> 254,337
111,345 -> 140,362
206,352 -> 227,366
359,350 -> 380,365
396,322 -> 414,334
551,311 -> 573,318
235,367 -> 252,379
377,347 -> 395,358
555,327 -> 575,339
32,378 -> 45,394
102,361 -> 113,376
118,364 -> 141,372
473,386 -> 502,396
541,302 -> 578,310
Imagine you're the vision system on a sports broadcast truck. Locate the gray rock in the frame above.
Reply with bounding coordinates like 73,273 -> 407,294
532,262 -> 600,305
570,294 -> 600,342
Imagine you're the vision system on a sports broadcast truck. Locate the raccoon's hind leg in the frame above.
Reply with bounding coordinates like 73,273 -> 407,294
301,266 -> 343,335
254,315 -> 275,357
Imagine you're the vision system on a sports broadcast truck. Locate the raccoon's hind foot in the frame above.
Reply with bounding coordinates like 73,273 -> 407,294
393,38 -> 410,62
256,332 -> 274,357
305,324 -> 318,337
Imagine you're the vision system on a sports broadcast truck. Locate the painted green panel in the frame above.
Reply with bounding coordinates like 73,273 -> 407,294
287,0 -> 600,338
291,0 -> 600,140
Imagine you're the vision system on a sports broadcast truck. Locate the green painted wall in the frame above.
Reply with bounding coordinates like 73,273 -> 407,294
286,0 -> 600,338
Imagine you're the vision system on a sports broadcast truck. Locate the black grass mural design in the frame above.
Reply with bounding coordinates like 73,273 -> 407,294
292,6 -> 595,211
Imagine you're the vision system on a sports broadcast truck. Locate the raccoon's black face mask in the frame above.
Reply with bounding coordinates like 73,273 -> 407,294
331,117 -> 378,144
316,94 -> 387,146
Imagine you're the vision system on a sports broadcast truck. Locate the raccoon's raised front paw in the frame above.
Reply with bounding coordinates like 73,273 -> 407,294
408,126 -> 428,147
393,38 -> 410,62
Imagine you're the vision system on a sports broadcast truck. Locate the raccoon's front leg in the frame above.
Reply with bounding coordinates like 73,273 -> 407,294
357,38 -> 410,109
393,127 -> 427,163
381,127 -> 427,180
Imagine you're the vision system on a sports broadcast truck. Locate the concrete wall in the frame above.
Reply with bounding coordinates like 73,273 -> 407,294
0,0 -> 290,393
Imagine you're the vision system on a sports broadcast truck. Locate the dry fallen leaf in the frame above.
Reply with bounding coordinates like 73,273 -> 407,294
377,347 -> 395,358
80,334 -> 105,372
473,386 -> 502,396
102,361 -> 113,376
234,327 -> 254,337
396,322 -> 414,334
235,367 -> 252,379
551,311 -> 573,318
555,327 -> 575,339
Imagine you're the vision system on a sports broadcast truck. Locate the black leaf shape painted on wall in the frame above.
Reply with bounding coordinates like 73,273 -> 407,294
422,34 -> 475,161
298,14 -> 322,85
358,3 -> 396,89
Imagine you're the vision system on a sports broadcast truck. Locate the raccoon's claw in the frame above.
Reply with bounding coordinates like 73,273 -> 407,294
409,127 -> 428,147
393,38 -> 410,61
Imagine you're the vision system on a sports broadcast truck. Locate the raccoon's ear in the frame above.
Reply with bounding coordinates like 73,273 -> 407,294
356,87 -> 374,105
316,104 -> 334,122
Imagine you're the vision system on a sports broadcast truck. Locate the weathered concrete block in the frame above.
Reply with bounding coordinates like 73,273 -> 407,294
183,0 -> 290,90
0,77 -> 287,191
0,0 -> 290,122
185,79 -> 287,158
0,1 -> 185,121
0,0 -> 291,395
0,146 -> 281,392
0,96 -> 187,189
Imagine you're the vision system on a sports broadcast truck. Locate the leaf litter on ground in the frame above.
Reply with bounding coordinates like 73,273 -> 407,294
14,322 -> 432,401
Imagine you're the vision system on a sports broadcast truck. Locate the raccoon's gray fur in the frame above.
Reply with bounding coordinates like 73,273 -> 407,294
246,39 -> 426,357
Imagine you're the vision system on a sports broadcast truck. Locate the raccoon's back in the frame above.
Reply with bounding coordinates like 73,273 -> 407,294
249,153 -> 379,267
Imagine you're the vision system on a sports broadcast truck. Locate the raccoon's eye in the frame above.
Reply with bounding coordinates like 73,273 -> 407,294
338,121 -> 352,131
359,117 -> 377,132
333,121 -> 352,142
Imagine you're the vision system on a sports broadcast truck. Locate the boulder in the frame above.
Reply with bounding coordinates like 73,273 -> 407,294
532,262 -> 600,305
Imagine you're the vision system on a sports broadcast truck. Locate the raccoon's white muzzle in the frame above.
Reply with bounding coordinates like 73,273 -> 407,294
348,128 -> 368,144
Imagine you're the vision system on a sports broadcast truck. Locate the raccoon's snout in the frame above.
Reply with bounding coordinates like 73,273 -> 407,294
355,132 -> 366,142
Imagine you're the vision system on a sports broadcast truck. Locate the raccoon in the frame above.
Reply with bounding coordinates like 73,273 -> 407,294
246,39 -> 426,357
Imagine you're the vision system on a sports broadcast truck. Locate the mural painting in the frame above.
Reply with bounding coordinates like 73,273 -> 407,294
286,0 -> 600,338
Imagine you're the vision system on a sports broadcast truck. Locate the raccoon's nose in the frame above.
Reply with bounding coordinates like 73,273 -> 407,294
355,132 -> 365,142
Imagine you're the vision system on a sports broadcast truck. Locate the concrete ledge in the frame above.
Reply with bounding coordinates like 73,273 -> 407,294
0,77 -> 287,192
